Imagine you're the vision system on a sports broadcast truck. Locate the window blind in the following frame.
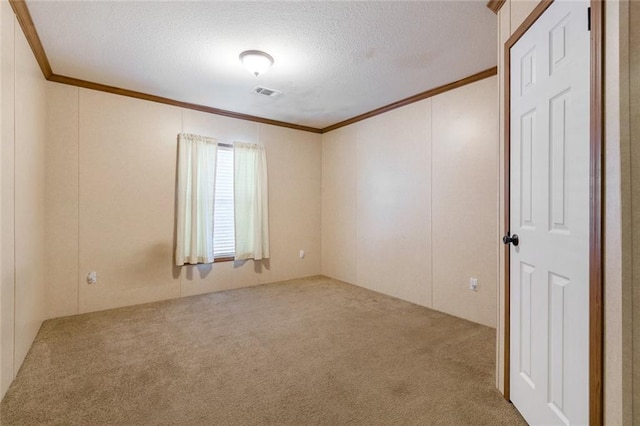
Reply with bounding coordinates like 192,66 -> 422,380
213,145 -> 235,258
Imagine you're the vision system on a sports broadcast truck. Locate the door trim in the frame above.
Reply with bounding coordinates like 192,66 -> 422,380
502,1 -> 603,424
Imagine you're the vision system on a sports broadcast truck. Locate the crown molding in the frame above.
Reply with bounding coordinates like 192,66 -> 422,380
47,74 -> 323,133
9,0 -> 52,77
486,0 -> 507,14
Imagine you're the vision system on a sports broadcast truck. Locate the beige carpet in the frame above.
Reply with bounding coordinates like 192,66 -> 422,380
1,276 -> 524,425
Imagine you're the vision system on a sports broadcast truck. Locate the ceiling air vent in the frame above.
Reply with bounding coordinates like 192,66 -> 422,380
252,86 -> 282,97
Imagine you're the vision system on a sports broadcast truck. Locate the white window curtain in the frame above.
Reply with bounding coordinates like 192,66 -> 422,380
175,133 -> 217,266
234,142 -> 270,260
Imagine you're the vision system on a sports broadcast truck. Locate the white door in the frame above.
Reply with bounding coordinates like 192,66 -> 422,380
509,0 -> 590,424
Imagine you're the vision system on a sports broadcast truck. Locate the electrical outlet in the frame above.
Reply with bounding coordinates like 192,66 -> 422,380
87,271 -> 97,285
299,250 -> 305,259
469,278 -> 478,292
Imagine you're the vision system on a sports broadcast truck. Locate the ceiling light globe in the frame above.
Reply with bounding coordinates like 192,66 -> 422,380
239,50 -> 274,77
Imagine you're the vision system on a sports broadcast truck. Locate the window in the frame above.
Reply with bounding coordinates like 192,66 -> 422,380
175,133 -> 269,266
213,145 -> 235,258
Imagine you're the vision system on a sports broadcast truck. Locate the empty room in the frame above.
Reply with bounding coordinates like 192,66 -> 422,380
0,0 -> 637,424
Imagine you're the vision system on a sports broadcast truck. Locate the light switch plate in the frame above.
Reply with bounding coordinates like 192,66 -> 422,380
469,278 -> 478,291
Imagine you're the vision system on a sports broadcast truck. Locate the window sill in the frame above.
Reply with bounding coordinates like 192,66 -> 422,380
214,256 -> 234,263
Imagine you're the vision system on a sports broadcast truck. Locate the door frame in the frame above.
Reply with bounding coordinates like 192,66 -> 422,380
502,0 -> 603,424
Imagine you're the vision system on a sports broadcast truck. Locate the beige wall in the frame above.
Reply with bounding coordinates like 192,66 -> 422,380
321,125 -> 357,285
630,1 -> 640,422
496,0 -> 635,423
431,80 -> 499,326
0,0 -> 11,399
0,1 -> 48,398
45,84 -> 322,318
603,2 -> 633,424
0,0 -> 8,400
0,0 -> 3,399
322,76 -> 499,328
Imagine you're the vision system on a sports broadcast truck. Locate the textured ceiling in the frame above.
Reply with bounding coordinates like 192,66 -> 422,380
26,1 -> 497,129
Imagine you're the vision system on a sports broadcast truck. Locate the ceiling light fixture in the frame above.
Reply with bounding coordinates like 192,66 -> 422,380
239,50 -> 274,77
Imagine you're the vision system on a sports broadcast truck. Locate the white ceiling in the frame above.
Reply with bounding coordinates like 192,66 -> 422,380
27,1 -> 497,129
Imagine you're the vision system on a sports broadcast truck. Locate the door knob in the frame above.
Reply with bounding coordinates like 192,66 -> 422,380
502,233 -> 519,246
